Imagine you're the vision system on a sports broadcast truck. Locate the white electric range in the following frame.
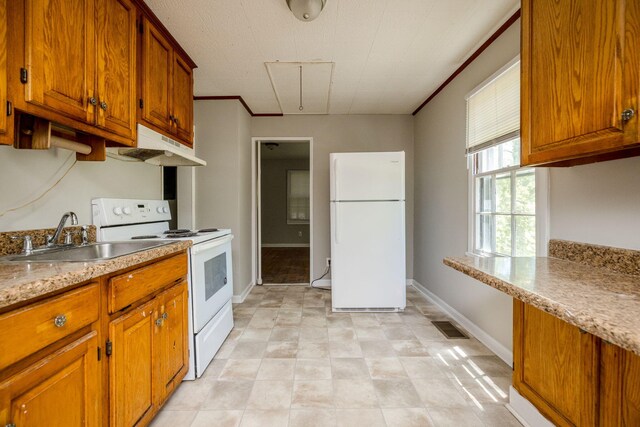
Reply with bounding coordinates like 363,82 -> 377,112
91,198 -> 234,380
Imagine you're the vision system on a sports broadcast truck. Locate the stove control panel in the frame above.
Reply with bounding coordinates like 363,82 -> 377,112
92,198 -> 171,227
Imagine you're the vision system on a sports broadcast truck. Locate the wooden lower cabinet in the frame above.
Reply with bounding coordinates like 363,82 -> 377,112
514,300 -> 640,426
0,331 -> 100,426
0,252 -> 189,427
109,298 -> 156,426
601,342 -> 640,426
513,301 -> 599,426
109,280 -> 188,426
155,282 -> 189,405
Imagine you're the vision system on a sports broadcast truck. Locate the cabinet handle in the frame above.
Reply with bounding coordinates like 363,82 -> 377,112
169,114 -> 175,122
622,108 -> 635,122
162,312 -> 168,320
88,97 -> 97,106
174,117 -> 179,125
6,423 -> 17,427
53,314 -> 67,328
100,101 -> 108,111
155,318 -> 164,327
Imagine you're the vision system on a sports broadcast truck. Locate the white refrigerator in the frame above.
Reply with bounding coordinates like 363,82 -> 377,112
330,151 -> 406,311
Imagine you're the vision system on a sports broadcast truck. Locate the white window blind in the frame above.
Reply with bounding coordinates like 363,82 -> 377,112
287,170 -> 310,224
466,58 -> 520,154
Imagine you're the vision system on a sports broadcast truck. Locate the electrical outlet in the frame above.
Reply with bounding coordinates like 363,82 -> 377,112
326,258 -> 331,267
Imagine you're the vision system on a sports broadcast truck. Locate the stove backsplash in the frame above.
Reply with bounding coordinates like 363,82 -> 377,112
0,225 -> 97,256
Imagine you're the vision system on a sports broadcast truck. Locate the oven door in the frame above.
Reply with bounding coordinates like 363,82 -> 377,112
190,235 -> 234,333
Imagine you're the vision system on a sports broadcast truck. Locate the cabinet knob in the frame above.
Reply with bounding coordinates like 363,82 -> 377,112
622,108 -> 635,121
100,101 -> 108,111
6,423 -> 17,427
162,312 -> 168,320
88,97 -> 97,106
155,318 -> 164,327
53,314 -> 67,328
174,117 -> 179,125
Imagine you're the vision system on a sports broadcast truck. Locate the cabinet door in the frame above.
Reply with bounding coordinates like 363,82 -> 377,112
24,0 -> 95,123
0,0 -> 11,145
155,281 -> 189,404
172,55 -> 193,145
95,0 -> 136,140
600,343 -> 640,426
513,301 -> 599,426
521,0 -> 638,166
0,332 -> 100,427
109,299 -> 157,427
141,19 -> 173,132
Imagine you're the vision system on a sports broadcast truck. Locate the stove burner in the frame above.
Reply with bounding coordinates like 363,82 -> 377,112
131,235 -> 159,240
165,231 -> 198,238
198,228 -> 219,233
164,229 -> 191,234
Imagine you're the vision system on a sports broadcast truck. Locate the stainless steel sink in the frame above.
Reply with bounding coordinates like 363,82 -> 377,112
1,241 -> 170,263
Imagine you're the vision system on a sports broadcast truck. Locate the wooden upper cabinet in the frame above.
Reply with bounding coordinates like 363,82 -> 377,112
521,0 -> 640,166
172,55 -> 193,146
0,332 -> 100,427
24,0 -> 96,124
140,17 -> 195,147
0,0 -> 11,145
513,301 -> 599,426
8,0 -> 137,146
141,20 -> 173,131
95,0 -> 136,139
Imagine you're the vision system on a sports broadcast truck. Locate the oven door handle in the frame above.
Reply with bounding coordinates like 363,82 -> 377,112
191,235 -> 233,255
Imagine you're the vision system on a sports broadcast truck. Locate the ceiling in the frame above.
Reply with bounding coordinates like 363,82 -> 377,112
146,0 -> 519,115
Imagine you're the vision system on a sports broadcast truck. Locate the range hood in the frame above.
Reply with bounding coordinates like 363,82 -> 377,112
109,124 -> 206,166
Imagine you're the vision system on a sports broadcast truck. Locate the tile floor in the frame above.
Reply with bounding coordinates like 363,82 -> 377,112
151,285 -> 522,427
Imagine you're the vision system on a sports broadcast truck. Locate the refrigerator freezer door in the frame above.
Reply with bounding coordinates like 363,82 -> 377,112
331,200 -> 406,310
330,152 -> 405,201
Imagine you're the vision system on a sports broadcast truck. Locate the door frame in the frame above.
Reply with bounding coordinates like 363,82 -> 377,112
251,137 -> 314,285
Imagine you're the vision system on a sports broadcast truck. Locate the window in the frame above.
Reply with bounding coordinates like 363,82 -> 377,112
287,170 -> 309,224
467,57 -> 540,257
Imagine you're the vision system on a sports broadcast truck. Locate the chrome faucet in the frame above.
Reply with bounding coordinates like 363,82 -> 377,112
47,212 -> 78,246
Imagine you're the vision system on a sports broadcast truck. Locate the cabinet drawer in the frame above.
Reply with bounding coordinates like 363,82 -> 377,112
109,253 -> 187,313
0,283 -> 99,370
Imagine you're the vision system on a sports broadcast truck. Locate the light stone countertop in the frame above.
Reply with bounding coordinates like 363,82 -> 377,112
444,255 -> 640,356
0,241 -> 192,311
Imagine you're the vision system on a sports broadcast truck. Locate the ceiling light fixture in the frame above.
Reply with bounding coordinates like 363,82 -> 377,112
287,0 -> 326,21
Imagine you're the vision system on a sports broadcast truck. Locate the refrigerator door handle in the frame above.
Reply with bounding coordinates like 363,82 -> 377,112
333,157 -> 339,201
334,203 -> 339,244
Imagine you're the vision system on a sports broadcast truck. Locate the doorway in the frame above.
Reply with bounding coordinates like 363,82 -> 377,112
252,137 -> 313,285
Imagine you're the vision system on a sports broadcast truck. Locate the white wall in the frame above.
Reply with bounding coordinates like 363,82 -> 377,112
193,100 -> 252,297
549,156 -> 640,250
252,115 -> 414,281
413,22 -> 521,352
0,147 -> 161,231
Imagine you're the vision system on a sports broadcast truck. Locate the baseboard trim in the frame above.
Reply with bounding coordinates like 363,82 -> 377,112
410,279 -> 513,367
232,281 -> 255,303
261,243 -> 310,248
507,386 -> 553,427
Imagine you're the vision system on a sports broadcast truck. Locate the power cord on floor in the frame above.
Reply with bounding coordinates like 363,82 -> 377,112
310,265 -> 331,291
